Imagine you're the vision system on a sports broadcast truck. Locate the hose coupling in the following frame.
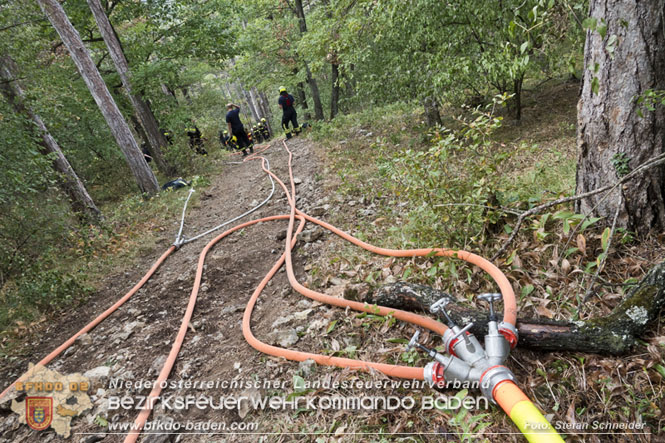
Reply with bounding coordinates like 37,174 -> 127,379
498,321 -> 519,349
423,361 -> 445,388
479,365 -> 515,401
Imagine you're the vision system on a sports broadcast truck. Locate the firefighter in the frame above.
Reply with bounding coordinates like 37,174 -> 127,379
227,135 -> 239,151
219,129 -> 233,151
225,103 -> 253,156
185,122 -> 207,155
278,87 -> 300,139
252,124 -> 263,143
259,118 -> 271,141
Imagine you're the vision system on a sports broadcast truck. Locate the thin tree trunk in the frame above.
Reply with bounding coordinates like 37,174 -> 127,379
87,0 -> 173,176
576,0 -> 665,235
330,62 -> 339,119
0,56 -> 102,221
36,0 -> 158,194
422,96 -> 442,127
293,0 -> 324,121
241,82 -> 259,122
259,90 -> 273,133
249,87 -> 262,120
296,80 -> 310,121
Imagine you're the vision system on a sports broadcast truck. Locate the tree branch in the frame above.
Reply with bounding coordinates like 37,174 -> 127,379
491,152 -> 665,261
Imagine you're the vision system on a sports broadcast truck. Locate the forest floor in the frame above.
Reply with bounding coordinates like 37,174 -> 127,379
1,82 -> 664,443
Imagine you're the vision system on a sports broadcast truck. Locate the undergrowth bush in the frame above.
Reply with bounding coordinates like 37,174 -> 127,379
378,95 -> 511,249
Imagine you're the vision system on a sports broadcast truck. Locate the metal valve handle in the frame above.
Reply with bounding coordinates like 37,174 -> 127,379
407,330 -> 421,351
478,293 -> 502,320
478,293 -> 502,303
450,322 -> 474,343
429,297 -> 450,314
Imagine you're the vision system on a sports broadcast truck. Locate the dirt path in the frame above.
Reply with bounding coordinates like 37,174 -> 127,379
0,137 -> 345,442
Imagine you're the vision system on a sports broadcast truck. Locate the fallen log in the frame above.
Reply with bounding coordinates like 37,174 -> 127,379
352,261 -> 665,355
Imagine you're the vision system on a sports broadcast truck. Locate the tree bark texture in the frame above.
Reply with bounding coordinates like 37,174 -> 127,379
330,62 -> 339,119
576,0 -> 665,235
355,260 -> 665,355
240,82 -> 259,122
87,0 -> 173,177
422,96 -> 442,127
259,90 -> 273,133
294,0 -> 324,121
0,56 -> 102,222
36,0 -> 158,194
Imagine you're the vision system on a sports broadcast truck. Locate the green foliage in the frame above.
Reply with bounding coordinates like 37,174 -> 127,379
636,89 -> 665,117
611,153 -> 631,178
378,95 -> 508,248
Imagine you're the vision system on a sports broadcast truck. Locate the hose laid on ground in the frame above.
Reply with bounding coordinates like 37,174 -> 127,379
123,213 -> 306,443
175,154 -> 276,246
0,246 -> 175,401
0,147 -> 275,403
495,381 -> 564,442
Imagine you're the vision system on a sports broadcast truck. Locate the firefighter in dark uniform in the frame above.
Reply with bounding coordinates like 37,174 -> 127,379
252,124 -> 263,143
219,130 -> 233,151
225,103 -> 253,156
259,118 -> 271,141
186,122 -> 207,155
278,87 -> 300,139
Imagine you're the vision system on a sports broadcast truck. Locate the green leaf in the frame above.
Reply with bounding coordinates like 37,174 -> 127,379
326,320 -> 338,334
293,375 -> 306,392
601,227 -> 611,251
654,364 -> 665,378
521,284 -> 535,297
582,17 -> 597,30
520,41 -> 529,54
591,77 -> 600,95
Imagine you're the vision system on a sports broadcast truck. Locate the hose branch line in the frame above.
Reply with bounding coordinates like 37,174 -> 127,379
175,144 -> 276,247
0,245 -> 176,402
123,214 -> 306,443
0,144 -> 275,403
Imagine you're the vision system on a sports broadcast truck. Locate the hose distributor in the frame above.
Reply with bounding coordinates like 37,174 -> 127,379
408,295 -> 564,443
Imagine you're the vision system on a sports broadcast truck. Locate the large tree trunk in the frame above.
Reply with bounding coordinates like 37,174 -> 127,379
0,56 -> 102,222
356,259 -> 665,355
87,0 -> 174,177
576,0 -> 665,235
330,62 -> 339,119
36,0 -> 158,194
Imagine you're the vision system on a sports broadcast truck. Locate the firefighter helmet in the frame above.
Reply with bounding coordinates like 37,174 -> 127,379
279,86 -> 287,93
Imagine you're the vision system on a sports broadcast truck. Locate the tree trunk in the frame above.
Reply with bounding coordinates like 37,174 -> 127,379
422,96 -> 442,127
259,90 -> 273,133
87,0 -> 174,177
511,75 -> 523,121
576,0 -> 665,235
241,82 -> 260,122
36,0 -> 158,194
304,63 -> 324,121
356,258 -> 665,355
296,80 -> 310,121
330,62 -> 339,119
0,56 -> 102,222
249,87 -> 263,120
293,0 -> 324,121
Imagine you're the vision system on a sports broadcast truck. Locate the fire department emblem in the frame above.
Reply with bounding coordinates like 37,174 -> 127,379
26,397 -> 53,431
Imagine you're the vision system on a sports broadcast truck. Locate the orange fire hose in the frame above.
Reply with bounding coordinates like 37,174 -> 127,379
0,246 -> 176,402
126,141 -> 522,441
